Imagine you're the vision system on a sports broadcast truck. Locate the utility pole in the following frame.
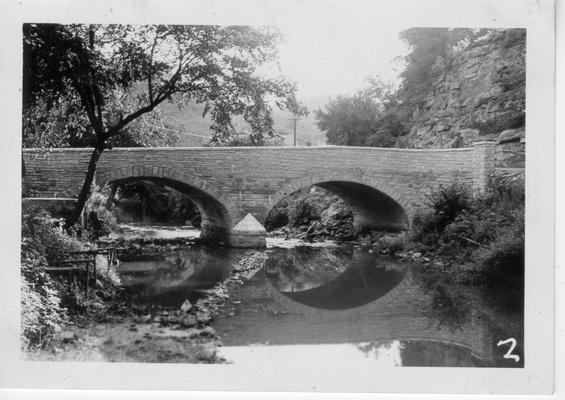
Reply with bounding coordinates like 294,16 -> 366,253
289,116 -> 300,146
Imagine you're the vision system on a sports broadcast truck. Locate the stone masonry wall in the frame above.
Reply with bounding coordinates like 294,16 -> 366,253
23,145 -> 494,242
23,145 -> 487,218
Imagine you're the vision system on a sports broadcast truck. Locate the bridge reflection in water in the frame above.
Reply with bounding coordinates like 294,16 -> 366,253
212,246 -> 499,367
117,241 -> 522,368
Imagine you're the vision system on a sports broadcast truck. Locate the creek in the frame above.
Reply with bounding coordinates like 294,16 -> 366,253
111,223 -> 524,368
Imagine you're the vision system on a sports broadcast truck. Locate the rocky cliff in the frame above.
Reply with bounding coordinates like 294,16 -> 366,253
402,29 -> 525,168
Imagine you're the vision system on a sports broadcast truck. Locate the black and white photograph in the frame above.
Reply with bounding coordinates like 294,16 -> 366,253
0,0 -> 557,396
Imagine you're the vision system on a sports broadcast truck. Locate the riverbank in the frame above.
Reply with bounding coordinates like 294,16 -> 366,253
26,248 -> 267,363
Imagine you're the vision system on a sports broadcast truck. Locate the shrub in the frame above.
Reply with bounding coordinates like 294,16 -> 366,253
412,176 -> 524,266
412,182 -> 470,245
265,200 -> 289,231
84,185 -> 118,239
22,206 -> 86,262
473,221 -> 524,314
427,182 -> 470,224
21,206 -> 122,351
21,270 -> 68,350
20,236 -> 69,350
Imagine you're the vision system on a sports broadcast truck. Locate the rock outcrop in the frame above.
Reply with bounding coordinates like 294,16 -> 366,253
403,29 -> 525,168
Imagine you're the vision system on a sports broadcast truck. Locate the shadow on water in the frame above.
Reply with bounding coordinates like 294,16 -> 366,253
118,245 -> 246,306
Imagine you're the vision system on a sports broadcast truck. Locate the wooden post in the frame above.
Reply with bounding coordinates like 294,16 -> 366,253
85,263 -> 89,297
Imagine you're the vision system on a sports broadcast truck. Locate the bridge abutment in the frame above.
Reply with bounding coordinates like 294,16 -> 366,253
472,141 -> 496,196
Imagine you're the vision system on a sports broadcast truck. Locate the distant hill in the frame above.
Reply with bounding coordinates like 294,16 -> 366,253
156,95 -> 332,147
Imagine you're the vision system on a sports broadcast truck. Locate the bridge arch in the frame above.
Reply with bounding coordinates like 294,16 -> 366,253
97,166 -> 241,244
264,172 -> 413,232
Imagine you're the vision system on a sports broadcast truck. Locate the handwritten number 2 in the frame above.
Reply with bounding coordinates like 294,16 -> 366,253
497,338 -> 520,362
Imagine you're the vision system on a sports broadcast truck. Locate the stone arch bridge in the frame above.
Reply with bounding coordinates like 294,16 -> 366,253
23,143 -> 495,247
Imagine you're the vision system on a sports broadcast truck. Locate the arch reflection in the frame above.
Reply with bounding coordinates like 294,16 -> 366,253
265,246 -> 408,310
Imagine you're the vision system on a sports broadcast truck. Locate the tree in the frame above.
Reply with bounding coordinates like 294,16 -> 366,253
22,94 -> 182,148
23,23 -> 305,229
315,78 -> 408,147
315,92 -> 381,146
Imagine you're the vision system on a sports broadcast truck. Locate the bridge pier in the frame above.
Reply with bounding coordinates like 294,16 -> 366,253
229,214 -> 267,248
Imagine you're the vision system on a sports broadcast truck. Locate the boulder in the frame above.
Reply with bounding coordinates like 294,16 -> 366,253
320,201 -> 352,226
196,311 -> 212,324
372,233 -> 407,253
180,299 -> 193,313
497,127 -> 525,144
199,326 -> 216,337
180,315 -> 197,328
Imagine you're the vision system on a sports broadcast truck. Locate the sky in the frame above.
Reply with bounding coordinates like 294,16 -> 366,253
261,2 -> 410,100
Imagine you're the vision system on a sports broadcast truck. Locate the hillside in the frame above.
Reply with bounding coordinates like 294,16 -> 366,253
157,95 -> 329,147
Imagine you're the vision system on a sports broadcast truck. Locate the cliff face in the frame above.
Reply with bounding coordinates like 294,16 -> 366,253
402,30 -> 525,167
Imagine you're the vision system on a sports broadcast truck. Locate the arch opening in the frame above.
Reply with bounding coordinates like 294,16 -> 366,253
264,179 -> 410,237
107,176 -> 233,244
316,181 -> 409,232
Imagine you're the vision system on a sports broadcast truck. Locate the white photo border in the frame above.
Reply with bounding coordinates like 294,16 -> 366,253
0,0 -> 556,395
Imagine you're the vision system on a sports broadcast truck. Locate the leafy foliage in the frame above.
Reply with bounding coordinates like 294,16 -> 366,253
22,95 -> 92,148
315,79 -> 410,147
264,187 -> 351,231
316,28 -> 526,147
23,23 -> 304,146
23,23 -> 305,228
412,176 -> 524,267
20,207 -> 85,349
315,92 -> 380,146
265,203 -> 289,230
22,207 -> 86,262
21,206 -> 123,351
208,131 -> 285,147
115,181 -> 200,226
21,239 -> 68,350
412,182 -> 470,246
84,185 -> 119,239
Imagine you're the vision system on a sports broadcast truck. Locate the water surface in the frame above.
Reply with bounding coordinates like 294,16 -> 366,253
117,226 -> 523,368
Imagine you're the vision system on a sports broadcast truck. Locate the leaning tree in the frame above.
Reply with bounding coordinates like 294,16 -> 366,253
23,23 -> 305,229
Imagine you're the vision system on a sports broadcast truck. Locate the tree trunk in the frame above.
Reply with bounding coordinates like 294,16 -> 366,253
63,146 -> 104,231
